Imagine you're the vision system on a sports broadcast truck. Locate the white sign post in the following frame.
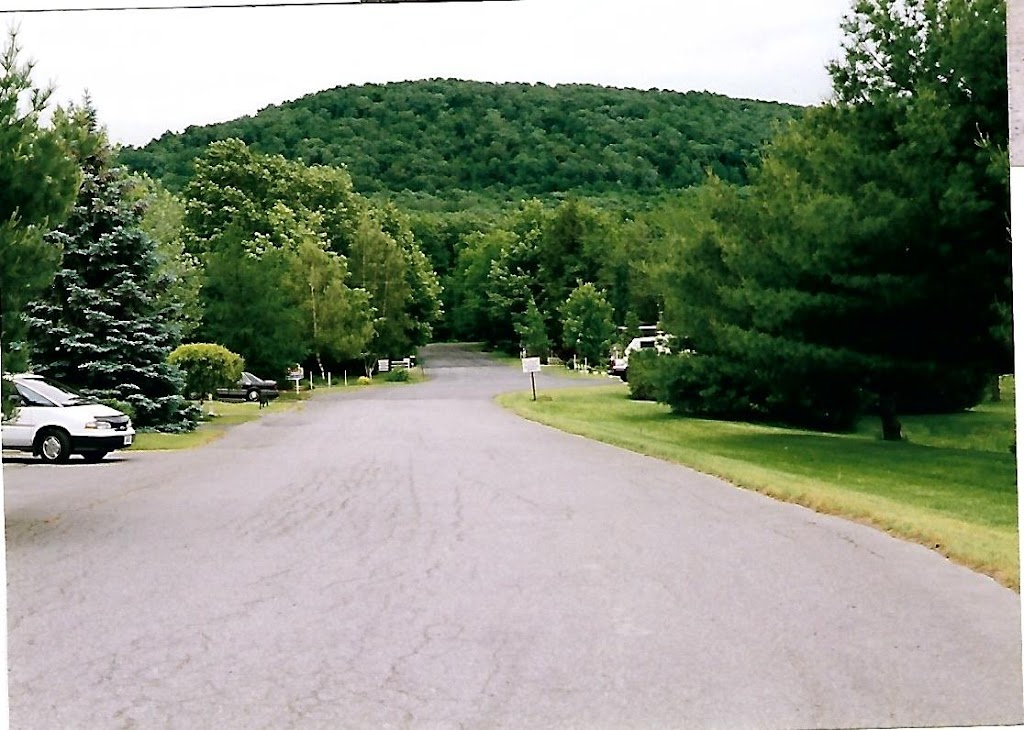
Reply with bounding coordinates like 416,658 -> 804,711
522,357 -> 541,401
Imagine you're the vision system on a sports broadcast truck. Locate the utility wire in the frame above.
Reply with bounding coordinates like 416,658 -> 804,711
0,0 -> 514,13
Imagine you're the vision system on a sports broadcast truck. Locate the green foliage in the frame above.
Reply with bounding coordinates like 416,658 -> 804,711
168,342 -> 245,400
110,70 -> 797,368
560,283 -> 616,366
119,80 -> 801,200
98,399 -> 136,422
441,195 -> 666,355
538,199 -> 603,317
407,208 -> 497,278
199,238 -> 306,378
286,238 -> 374,377
382,368 -> 409,382
624,349 -> 667,402
445,228 -> 509,342
1,376 -> 17,420
183,140 -> 438,368
826,0 -> 1010,383
0,29 -> 81,370
651,0 -> 1009,436
131,174 -> 203,339
515,296 -> 550,359
23,103 -> 197,432
619,311 -> 643,347
348,214 -> 414,357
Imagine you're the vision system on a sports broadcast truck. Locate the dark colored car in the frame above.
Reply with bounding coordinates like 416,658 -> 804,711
214,372 -> 280,403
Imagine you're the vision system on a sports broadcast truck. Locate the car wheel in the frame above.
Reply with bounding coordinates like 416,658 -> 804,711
246,389 -> 260,402
37,429 -> 71,464
81,451 -> 108,463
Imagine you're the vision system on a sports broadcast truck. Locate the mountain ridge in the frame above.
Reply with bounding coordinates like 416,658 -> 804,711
118,78 -> 803,202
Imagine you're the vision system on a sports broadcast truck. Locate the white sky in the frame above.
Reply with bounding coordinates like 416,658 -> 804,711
5,0 -> 853,147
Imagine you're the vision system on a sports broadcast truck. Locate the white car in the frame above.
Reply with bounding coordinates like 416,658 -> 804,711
1,374 -> 135,463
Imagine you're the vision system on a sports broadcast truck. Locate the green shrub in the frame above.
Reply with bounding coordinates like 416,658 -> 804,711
890,365 -> 990,414
655,351 -> 864,432
383,368 -> 410,382
99,398 -> 136,421
625,349 -> 664,401
1,377 -> 17,420
357,376 -> 372,385
168,343 -> 245,401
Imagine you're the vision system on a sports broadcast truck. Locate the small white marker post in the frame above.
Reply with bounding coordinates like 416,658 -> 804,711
521,356 -> 541,401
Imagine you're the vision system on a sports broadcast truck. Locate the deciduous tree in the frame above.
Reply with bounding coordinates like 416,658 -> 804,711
560,283 -> 616,368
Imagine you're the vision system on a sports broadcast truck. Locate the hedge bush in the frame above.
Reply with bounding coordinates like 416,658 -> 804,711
168,343 -> 245,401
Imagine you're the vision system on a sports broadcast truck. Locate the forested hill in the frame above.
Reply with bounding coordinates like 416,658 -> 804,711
118,79 -> 802,200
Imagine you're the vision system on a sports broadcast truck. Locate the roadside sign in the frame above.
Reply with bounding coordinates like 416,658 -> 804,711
288,366 -> 304,381
522,357 -> 541,401
378,359 -> 391,373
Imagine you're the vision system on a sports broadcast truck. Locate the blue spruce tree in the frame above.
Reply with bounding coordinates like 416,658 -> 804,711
24,104 -> 197,431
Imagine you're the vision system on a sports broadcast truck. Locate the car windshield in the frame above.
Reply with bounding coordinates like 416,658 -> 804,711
17,377 -> 96,406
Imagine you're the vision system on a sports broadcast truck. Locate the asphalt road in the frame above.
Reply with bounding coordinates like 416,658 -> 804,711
4,344 -> 1022,729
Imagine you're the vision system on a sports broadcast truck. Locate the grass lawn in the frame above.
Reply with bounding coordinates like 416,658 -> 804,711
497,382 -> 1019,590
130,394 -> 309,451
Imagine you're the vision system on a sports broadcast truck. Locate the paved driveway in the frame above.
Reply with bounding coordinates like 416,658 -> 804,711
4,344 -> 1022,729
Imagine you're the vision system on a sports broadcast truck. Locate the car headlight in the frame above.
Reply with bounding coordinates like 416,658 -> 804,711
85,421 -> 112,430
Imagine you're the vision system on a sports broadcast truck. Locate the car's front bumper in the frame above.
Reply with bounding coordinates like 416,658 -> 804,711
70,432 -> 135,452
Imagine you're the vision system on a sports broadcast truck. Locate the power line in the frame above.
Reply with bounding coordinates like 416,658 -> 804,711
0,0 -> 514,13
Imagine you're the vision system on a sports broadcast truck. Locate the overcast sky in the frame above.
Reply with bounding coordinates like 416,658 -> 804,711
5,0 -> 853,147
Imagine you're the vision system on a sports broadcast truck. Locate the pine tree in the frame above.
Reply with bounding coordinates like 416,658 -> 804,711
24,104 -> 197,431
0,29 -> 80,371
657,0 -> 1008,439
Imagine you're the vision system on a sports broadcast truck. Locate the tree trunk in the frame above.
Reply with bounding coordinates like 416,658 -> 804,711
878,393 -> 903,441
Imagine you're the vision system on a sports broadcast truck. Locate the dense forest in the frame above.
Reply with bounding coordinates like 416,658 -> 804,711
117,80 -> 801,202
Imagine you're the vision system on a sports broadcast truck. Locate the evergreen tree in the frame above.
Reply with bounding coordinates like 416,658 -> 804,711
0,30 -> 80,371
656,0 -> 1008,439
24,104 -> 197,431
